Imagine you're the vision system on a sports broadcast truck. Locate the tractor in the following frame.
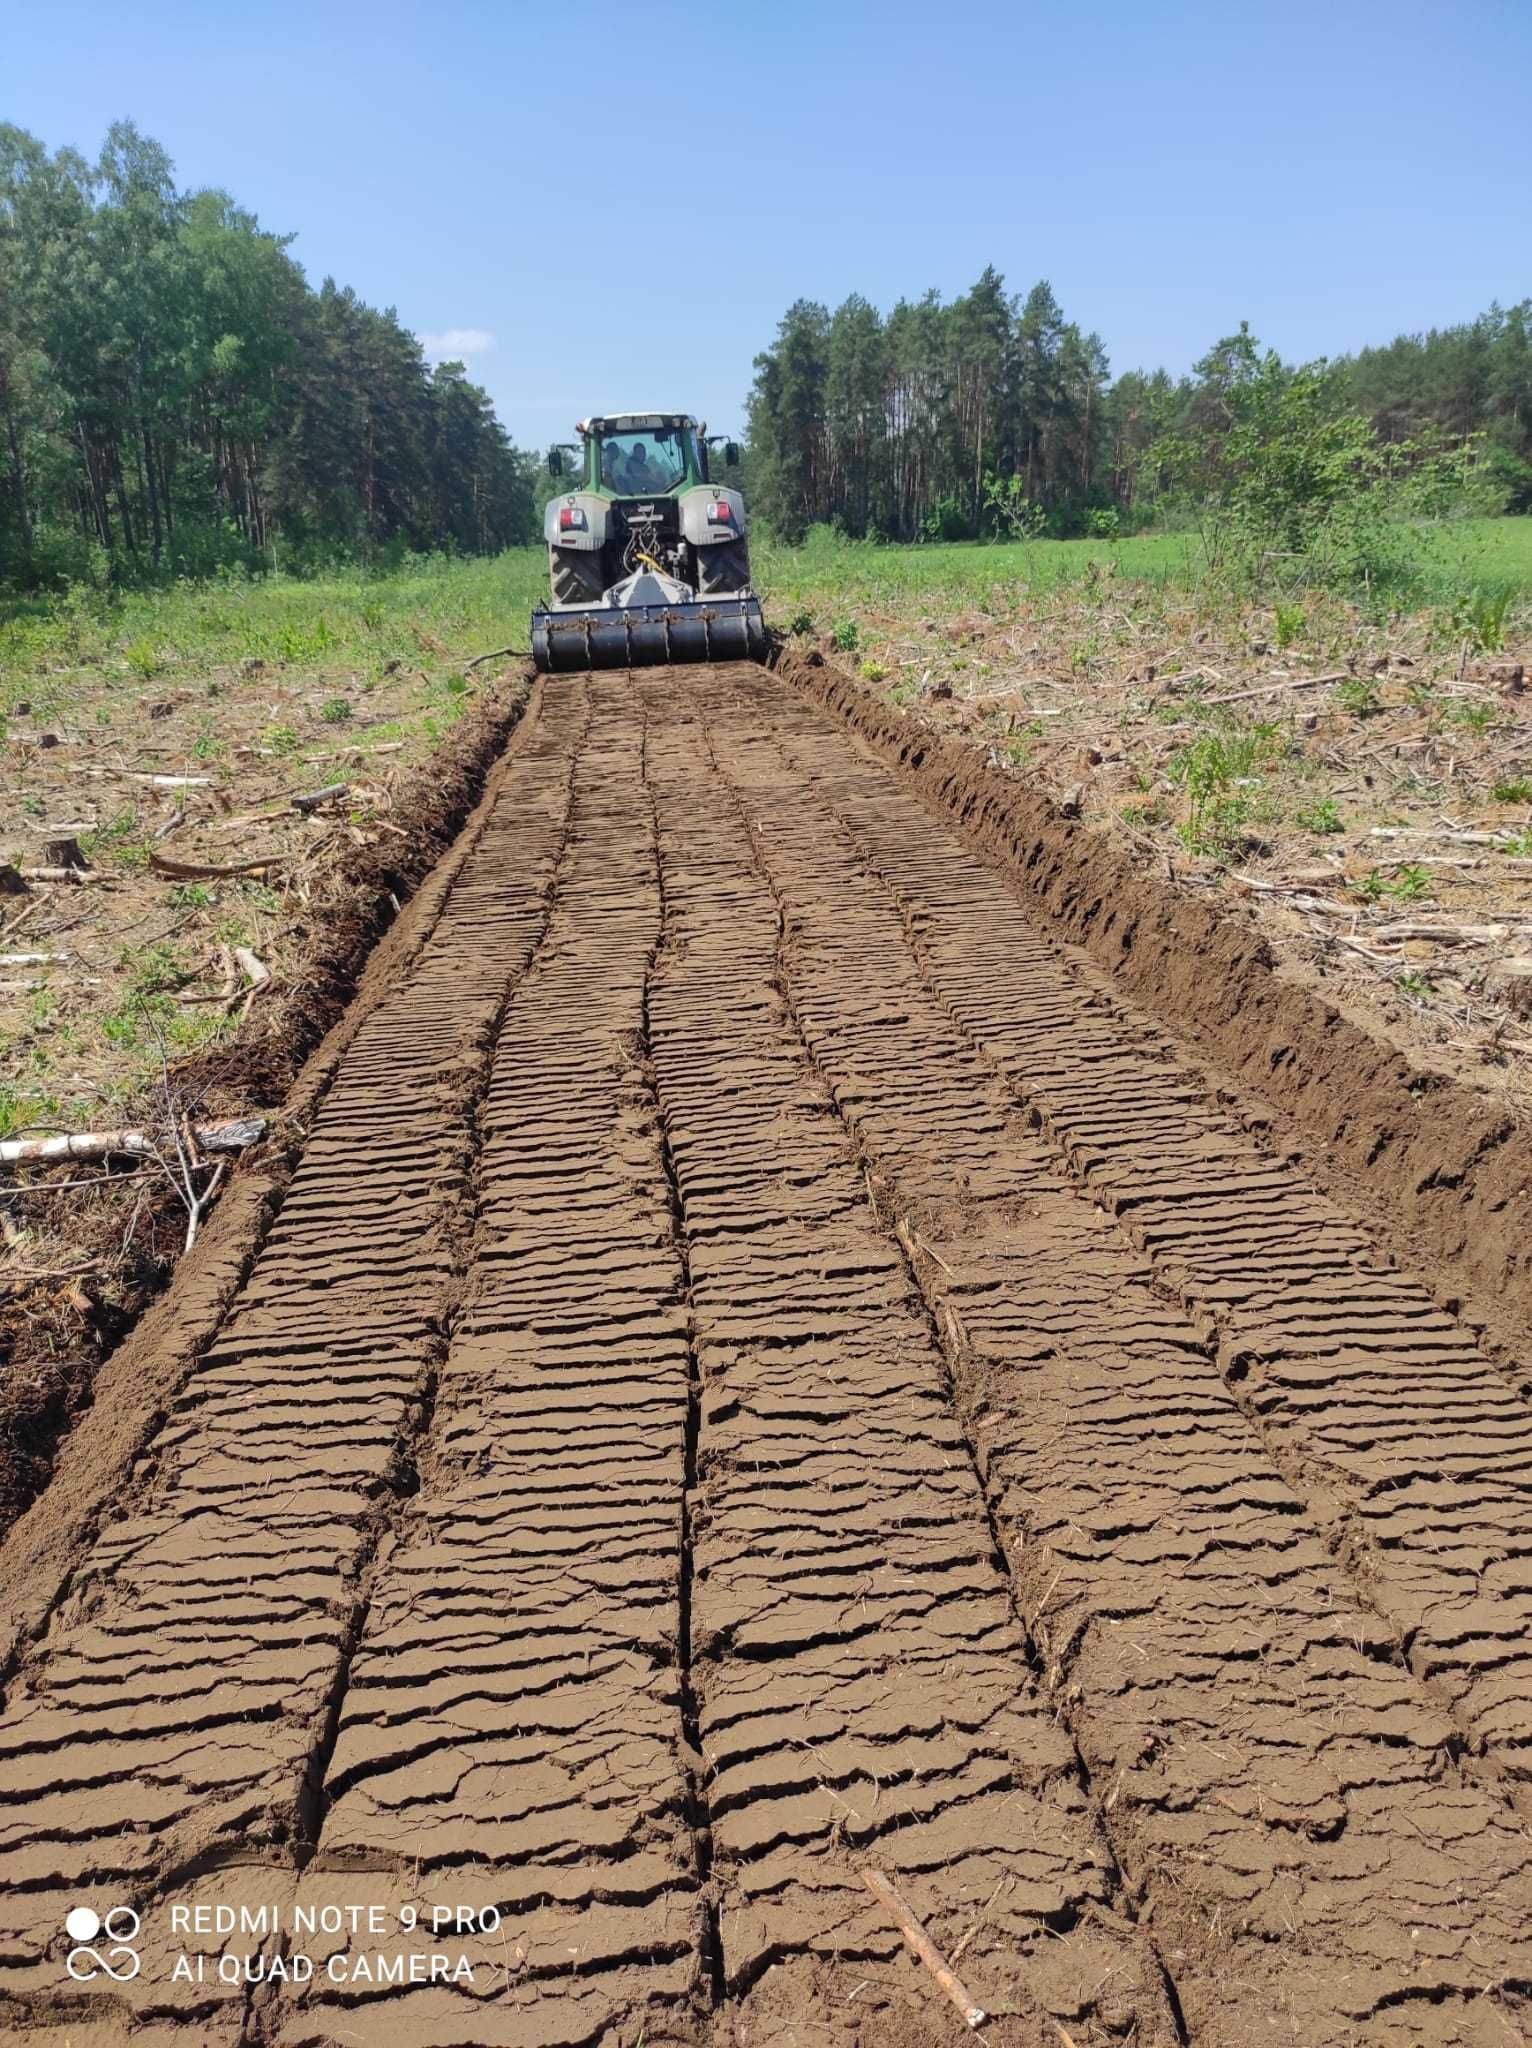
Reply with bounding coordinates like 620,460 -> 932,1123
530,411 -> 767,672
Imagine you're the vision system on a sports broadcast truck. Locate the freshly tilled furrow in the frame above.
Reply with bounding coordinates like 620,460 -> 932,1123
0,689 -> 579,2038
727,671 -> 1532,1803
686,669 -> 1532,2045
641,682 -> 1176,2045
1,662 -> 1530,2048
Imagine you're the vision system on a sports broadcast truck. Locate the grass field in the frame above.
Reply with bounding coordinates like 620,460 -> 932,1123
752,516 -> 1532,628
3,517 -> 1529,716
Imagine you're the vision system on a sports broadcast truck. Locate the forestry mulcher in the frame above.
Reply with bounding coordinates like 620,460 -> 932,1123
531,411 -> 767,672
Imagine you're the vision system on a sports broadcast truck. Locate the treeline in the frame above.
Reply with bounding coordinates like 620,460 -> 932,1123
746,270 -> 1532,542
0,122 -> 539,591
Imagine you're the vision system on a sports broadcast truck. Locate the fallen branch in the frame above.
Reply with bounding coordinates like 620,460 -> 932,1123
232,946 -> 272,1022
150,852 -> 286,880
1373,921 -> 1511,945
18,865 -> 100,884
291,781 -> 349,813
1,1117 -> 267,1168
1202,671 -> 1349,710
1368,826 -> 1521,848
861,1869 -> 987,2032
464,642 -> 529,671
1230,876 -> 1354,916
0,952 -> 70,967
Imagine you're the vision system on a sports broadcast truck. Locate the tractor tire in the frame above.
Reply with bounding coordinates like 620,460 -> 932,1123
550,544 -> 607,608
694,539 -> 750,597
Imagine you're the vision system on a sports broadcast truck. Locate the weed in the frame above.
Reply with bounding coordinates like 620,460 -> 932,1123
1355,865 -> 1431,904
124,637 -> 159,679
167,882 -> 213,910
1492,777 -> 1532,803
1463,585 -> 1513,652
1169,721 -> 1281,854
1390,863 -> 1431,902
1335,677 -> 1382,717
1296,796 -> 1344,835
0,1082 -> 63,1140
83,807 -> 152,871
320,697 -> 353,723
1397,972 -> 1433,1001
263,724 -> 302,755
859,659 -> 888,684
831,619 -> 860,652
1445,700 -> 1496,733
1273,602 -> 1305,650
118,942 -> 186,998
788,610 -> 816,636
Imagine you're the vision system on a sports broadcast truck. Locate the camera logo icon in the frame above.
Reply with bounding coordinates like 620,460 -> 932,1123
65,1904 -> 141,1981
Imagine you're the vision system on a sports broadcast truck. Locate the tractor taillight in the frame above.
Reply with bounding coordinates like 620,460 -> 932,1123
559,506 -> 586,532
709,502 -> 733,524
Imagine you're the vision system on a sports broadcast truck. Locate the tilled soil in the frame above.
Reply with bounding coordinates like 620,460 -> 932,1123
1,662 -> 1530,2047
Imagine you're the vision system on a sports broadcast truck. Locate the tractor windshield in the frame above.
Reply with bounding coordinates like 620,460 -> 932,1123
597,427 -> 689,496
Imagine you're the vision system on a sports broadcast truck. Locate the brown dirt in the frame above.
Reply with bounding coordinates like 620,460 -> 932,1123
0,661 -> 1529,2046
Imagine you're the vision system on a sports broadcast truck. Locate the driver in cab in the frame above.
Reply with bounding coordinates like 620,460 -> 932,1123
618,440 -> 664,494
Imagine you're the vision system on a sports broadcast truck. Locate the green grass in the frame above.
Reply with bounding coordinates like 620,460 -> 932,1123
752,525 -> 1200,616
0,551 -> 547,718
2,516 -> 1527,721
752,516 -> 1532,619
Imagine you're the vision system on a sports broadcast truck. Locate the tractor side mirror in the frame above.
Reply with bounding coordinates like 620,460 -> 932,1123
724,442 -> 741,467
547,448 -> 565,478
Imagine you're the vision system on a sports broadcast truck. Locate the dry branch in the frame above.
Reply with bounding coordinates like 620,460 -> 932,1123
291,781 -> 348,813
0,1117 -> 267,1168
860,1869 -> 987,2031
1202,671 -> 1349,709
149,852 -> 286,880
1368,826 -> 1522,848
1374,921 -> 1511,945
464,642 -> 528,671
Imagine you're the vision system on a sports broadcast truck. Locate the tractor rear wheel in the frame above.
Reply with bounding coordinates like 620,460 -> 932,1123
694,539 -> 750,596
550,544 -> 607,608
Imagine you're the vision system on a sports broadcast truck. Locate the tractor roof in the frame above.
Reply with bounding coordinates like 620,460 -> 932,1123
579,412 -> 698,435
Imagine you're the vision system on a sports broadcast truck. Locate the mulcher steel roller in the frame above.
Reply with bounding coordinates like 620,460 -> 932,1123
532,410 -> 764,673
532,594 -> 767,673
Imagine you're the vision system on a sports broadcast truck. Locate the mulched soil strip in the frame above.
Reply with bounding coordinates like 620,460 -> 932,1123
775,642 -> 1532,1361
3,662 -> 1531,2046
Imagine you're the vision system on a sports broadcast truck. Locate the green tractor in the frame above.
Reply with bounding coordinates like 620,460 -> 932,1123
531,411 -> 767,672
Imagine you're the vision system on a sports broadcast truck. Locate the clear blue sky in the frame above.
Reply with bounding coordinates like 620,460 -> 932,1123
6,0 -> 1529,452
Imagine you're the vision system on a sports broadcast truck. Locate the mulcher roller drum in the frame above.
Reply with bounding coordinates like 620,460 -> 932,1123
532,593 -> 767,673
533,409 -> 765,673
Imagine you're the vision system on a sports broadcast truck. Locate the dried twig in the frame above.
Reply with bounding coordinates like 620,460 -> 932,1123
291,781 -> 349,814
861,1869 -> 987,2031
464,642 -> 529,670
1201,671 -> 1349,709
0,1118 -> 266,1168
229,946 -> 272,1023
149,852 -> 286,880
